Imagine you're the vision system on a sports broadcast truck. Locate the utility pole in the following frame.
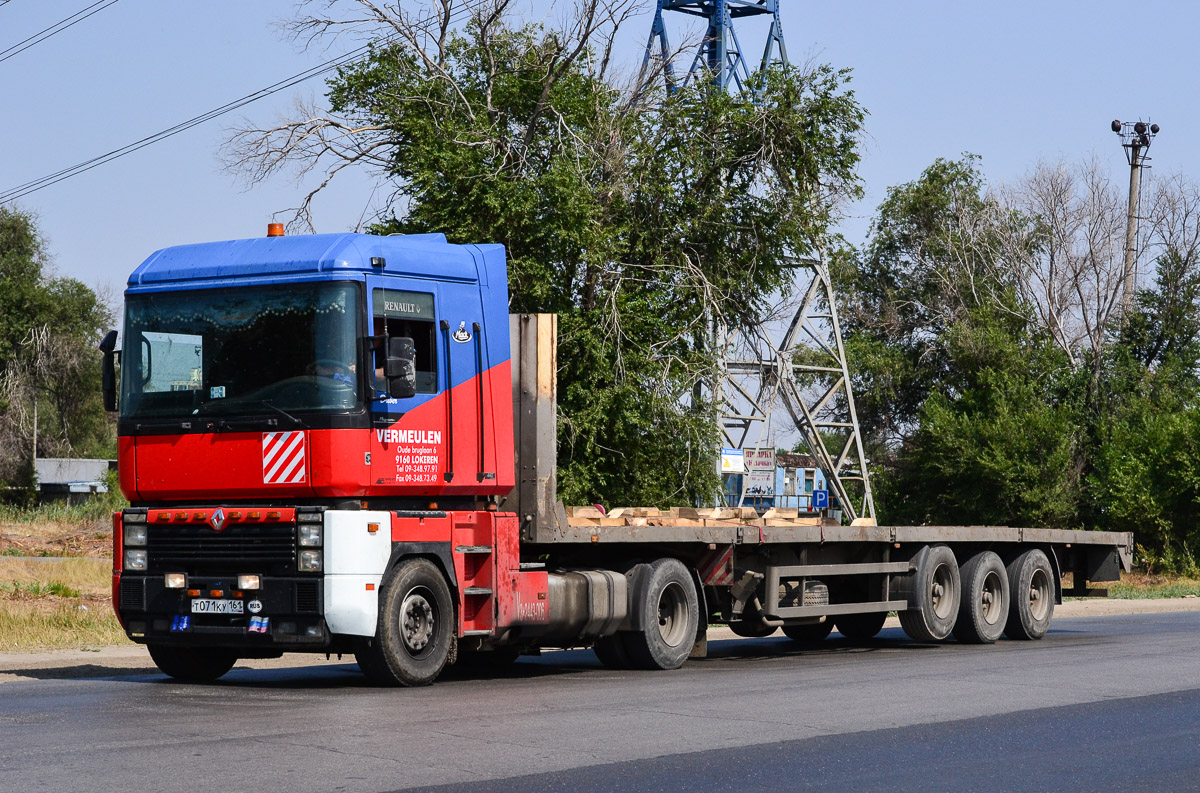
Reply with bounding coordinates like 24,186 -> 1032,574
1112,118 -> 1160,317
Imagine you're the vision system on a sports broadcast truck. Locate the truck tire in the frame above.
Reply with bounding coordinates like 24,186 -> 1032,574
148,645 -> 237,682
782,619 -> 833,642
593,634 -> 633,669
1005,549 -> 1055,640
835,611 -> 887,641
897,544 -> 960,641
953,551 -> 1009,644
624,558 -> 699,671
356,558 -> 454,686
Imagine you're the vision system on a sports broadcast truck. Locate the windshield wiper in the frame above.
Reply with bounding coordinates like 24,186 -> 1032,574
250,400 -> 307,427
193,399 -> 307,428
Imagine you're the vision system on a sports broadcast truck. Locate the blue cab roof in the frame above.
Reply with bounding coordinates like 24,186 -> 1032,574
127,232 -> 505,291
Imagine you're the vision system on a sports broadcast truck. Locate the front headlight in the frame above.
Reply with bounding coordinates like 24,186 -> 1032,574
125,524 -> 148,546
298,550 -> 322,572
125,550 -> 148,570
298,524 -> 322,547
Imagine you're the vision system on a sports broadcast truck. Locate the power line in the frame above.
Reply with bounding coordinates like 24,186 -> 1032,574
0,2 -> 482,205
0,0 -> 120,65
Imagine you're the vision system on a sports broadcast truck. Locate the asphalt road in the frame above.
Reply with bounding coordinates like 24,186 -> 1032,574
3,612 -> 1199,793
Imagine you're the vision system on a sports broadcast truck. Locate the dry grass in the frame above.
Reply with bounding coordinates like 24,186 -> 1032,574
0,557 -> 130,651
0,519 -> 113,559
1109,572 -> 1200,600
0,600 -> 129,651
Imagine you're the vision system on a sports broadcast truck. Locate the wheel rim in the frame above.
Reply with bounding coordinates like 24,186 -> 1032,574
399,588 -> 436,657
657,581 -> 689,648
980,569 -> 1005,626
1028,567 -> 1051,622
930,562 -> 955,620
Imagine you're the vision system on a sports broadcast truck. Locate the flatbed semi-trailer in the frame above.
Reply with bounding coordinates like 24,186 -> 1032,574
105,230 -> 1131,685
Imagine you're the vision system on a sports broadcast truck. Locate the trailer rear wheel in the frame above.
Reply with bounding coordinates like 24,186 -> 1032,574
782,619 -> 834,642
953,551 -> 1009,644
625,558 -> 699,670
1005,549 -> 1055,640
835,611 -> 888,641
356,558 -> 454,686
898,544 -> 960,641
148,645 -> 237,682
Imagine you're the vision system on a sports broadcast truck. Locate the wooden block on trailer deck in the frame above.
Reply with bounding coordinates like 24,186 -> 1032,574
649,518 -> 705,527
761,508 -> 799,520
569,506 -> 606,519
698,508 -> 740,520
765,518 -> 822,527
606,507 -> 663,519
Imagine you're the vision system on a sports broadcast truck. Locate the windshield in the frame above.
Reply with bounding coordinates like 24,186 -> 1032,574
120,282 -> 361,420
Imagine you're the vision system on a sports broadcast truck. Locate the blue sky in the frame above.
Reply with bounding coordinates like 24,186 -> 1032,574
1,0 -> 1193,311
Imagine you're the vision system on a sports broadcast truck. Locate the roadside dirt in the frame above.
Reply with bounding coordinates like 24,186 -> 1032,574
0,520 -> 112,559
3,596 -> 1198,685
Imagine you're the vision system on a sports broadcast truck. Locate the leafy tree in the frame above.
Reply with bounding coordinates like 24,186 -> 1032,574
879,308 -> 1084,527
228,0 -> 865,506
0,206 -> 114,497
1086,250 -> 1200,572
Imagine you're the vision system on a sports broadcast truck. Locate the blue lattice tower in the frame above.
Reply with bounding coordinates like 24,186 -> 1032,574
643,0 -> 788,94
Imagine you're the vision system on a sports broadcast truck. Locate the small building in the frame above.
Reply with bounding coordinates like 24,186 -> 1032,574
34,458 -> 116,504
721,450 -> 828,512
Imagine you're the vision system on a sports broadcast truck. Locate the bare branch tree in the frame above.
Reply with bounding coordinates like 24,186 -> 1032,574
226,0 -> 656,231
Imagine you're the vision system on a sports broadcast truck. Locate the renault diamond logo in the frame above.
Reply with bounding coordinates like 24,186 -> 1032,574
209,507 -> 227,532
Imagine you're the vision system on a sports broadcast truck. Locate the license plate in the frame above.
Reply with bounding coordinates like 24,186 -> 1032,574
190,598 -> 244,614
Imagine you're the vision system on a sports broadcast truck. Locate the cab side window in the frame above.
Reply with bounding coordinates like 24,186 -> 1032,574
372,289 -> 437,395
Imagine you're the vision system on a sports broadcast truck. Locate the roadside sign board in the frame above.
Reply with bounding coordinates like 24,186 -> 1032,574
813,489 -> 829,510
745,448 -> 776,496
720,448 -> 745,474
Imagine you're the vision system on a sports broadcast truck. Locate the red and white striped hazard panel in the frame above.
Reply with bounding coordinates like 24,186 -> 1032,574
262,431 -> 307,485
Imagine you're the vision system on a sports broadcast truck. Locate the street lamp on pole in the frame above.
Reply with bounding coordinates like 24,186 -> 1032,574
1112,118 -> 1160,317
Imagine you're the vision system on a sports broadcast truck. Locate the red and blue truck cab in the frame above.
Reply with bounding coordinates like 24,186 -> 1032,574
107,228 -> 564,685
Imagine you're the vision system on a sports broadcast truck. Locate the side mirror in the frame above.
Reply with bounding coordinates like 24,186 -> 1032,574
386,336 -> 417,399
99,330 -> 118,412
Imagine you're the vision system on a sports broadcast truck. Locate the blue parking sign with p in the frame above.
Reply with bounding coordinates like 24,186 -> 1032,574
813,489 -> 829,509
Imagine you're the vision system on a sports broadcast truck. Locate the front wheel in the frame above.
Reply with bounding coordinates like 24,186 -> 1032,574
356,558 -> 454,686
148,645 -> 237,682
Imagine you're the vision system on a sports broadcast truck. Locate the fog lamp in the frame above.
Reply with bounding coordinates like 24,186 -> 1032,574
164,573 -> 186,589
238,574 -> 262,590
